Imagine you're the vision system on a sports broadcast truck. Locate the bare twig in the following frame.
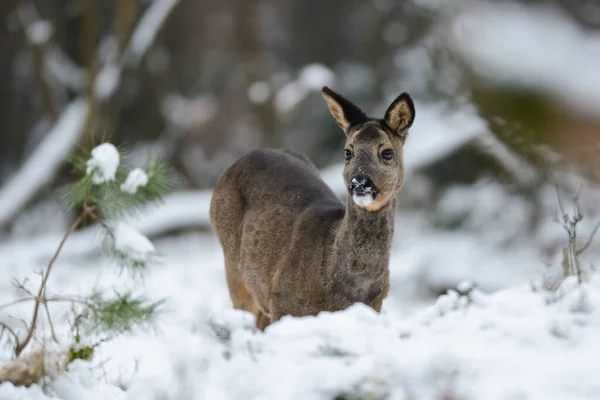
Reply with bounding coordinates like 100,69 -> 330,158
554,183 -> 568,226
0,321 -> 20,348
576,218 -> 600,256
43,303 -> 58,344
15,208 -> 89,356
551,181 -> 599,284
11,278 -> 35,298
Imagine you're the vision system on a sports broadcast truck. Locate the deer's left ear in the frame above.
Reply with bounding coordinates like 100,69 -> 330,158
384,93 -> 415,134
322,86 -> 368,133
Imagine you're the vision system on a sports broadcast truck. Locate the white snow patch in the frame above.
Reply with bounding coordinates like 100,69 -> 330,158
247,81 -> 272,104
352,194 -> 374,207
26,20 -> 52,44
457,280 -> 474,293
120,168 -> 149,194
3,261 -> 600,399
86,143 -> 120,184
113,222 -> 155,263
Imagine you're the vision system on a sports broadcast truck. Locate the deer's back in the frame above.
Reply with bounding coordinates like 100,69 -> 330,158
232,148 -> 340,209
210,149 -> 344,308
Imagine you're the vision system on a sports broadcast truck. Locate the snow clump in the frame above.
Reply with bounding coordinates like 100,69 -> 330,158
120,168 -> 149,194
112,222 -> 155,263
86,143 -> 120,184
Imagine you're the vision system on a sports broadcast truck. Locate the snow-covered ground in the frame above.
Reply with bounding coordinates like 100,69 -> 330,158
1,184 -> 599,399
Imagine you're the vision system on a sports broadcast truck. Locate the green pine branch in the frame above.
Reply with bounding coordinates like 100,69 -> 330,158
84,290 -> 164,335
0,141 -> 173,383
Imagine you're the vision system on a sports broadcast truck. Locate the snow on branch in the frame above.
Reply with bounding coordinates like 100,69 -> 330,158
123,0 -> 181,67
0,100 -> 89,228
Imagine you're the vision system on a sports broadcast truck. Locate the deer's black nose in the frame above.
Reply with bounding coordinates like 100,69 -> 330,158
348,175 -> 378,196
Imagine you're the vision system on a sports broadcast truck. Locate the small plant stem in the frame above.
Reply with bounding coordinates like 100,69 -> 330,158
14,208 -> 90,357
576,218 -> 600,256
44,303 -> 59,344
0,321 -> 19,345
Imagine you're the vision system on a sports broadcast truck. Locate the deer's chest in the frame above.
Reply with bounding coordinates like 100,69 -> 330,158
330,268 -> 387,307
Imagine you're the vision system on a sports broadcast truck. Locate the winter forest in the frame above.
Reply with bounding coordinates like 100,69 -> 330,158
1,0 -> 600,398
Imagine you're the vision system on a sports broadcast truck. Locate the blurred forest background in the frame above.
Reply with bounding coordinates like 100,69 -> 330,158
1,0 -> 600,279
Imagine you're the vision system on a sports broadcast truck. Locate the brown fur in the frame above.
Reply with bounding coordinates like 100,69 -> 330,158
210,86 -> 415,329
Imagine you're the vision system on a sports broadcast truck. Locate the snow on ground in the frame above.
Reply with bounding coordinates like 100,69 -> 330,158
1,197 -> 599,399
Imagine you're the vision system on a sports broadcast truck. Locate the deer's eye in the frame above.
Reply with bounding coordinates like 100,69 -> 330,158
381,149 -> 394,160
344,149 -> 352,160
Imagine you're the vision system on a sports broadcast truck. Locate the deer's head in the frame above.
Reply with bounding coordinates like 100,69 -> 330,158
322,86 -> 415,212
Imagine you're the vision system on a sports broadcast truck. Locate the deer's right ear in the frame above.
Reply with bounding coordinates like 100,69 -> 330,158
322,86 -> 368,133
384,92 -> 415,135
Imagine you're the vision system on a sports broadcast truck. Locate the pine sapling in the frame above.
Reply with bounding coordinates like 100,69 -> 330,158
0,141 -> 174,386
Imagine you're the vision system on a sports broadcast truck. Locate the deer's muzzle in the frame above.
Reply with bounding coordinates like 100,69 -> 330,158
348,175 -> 379,197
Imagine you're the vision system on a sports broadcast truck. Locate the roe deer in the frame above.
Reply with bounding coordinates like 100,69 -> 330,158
210,86 -> 415,330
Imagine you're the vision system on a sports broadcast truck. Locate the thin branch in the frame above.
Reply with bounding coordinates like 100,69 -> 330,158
43,302 -> 59,344
15,210 -> 87,356
0,321 -> 20,347
554,183 -> 567,224
576,218 -> 600,256
11,278 -> 35,298
573,183 -> 584,204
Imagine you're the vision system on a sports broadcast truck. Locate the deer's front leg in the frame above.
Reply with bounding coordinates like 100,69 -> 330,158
367,281 -> 390,312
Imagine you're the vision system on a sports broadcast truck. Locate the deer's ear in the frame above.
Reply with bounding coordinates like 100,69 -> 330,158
384,92 -> 415,134
321,86 -> 368,133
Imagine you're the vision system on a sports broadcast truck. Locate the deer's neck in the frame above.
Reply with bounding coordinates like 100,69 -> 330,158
326,196 -> 396,307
